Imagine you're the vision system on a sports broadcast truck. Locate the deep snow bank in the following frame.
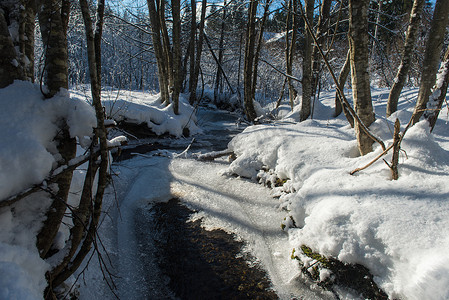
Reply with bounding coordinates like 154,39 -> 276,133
225,89 -> 449,299
0,81 -> 97,299
73,88 -> 201,137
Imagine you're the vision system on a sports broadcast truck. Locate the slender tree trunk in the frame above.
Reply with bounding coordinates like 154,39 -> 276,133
411,0 -> 449,125
288,0 -> 298,107
243,0 -> 258,121
159,0 -> 173,87
386,0 -> 425,117
335,50 -> 354,127
38,0 -> 70,97
214,0 -> 226,103
250,0 -> 270,104
300,0 -> 314,121
349,0 -> 375,155
370,0 -> 383,60
36,0 -> 76,259
0,0 -> 35,86
172,0 -> 181,114
0,7 -> 23,87
50,0 -> 109,290
425,46 -> 449,131
188,0 -> 196,94
189,0 -> 207,104
147,0 -> 170,105
311,0 -> 331,99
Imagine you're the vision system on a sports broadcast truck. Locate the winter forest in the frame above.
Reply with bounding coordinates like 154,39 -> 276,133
1,0 -> 449,299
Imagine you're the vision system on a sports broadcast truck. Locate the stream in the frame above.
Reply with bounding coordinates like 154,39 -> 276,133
78,107 -> 333,300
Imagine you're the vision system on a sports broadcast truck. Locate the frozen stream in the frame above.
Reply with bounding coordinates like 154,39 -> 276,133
78,108 -> 332,299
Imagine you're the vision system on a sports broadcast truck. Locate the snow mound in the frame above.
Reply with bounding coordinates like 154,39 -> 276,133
94,89 -> 201,137
226,88 -> 449,299
0,81 -> 96,201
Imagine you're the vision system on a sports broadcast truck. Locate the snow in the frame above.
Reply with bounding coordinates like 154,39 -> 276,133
72,88 -> 202,137
0,81 -> 98,299
226,88 -> 449,299
3,77 -> 449,299
0,82 -> 203,299
0,81 -> 96,201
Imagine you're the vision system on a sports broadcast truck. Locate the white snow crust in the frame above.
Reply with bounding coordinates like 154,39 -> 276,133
0,82 -> 201,299
0,81 -> 97,300
226,88 -> 449,299
73,88 -> 201,137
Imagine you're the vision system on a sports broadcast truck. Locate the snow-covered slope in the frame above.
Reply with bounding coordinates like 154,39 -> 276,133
226,88 -> 449,299
72,88 -> 201,137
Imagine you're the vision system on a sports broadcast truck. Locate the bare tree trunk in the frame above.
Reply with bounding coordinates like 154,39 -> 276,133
172,0 -> 181,114
159,0 -> 173,87
147,0 -> 170,105
189,0 -> 207,105
349,0 -> 375,155
411,0 -> 449,125
0,7 -> 23,87
0,0 -> 35,86
243,0 -> 258,121
36,0 -> 76,259
21,0 -> 35,82
250,0 -> 270,104
285,0 -> 298,108
50,0 -> 109,290
370,0 -> 383,60
36,127 -> 76,259
425,46 -> 449,131
214,0 -> 227,103
300,0 -> 314,121
188,0 -> 196,94
335,50 -> 350,117
38,0 -> 70,97
311,0 -> 331,99
386,0 -> 425,117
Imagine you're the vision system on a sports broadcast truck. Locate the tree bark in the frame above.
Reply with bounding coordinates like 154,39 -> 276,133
0,7 -> 23,87
250,0 -> 270,105
214,0 -> 226,103
300,0 -> 314,121
51,0 -> 109,289
285,0 -> 298,109
386,0 -> 425,117
189,0 -> 207,105
36,126 -> 76,259
36,0 -> 76,259
147,0 -> 170,105
0,0 -> 36,87
425,46 -> 449,131
334,49 -> 354,127
411,0 -> 449,125
243,0 -> 258,121
159,0 -> 173,88
311,0 -> 331,99
38,0 -> 70,97
349,0 -> 375,155
172,0 -> 181,114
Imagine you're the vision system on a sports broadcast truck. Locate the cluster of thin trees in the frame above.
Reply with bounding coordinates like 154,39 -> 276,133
1,0 -> 449,297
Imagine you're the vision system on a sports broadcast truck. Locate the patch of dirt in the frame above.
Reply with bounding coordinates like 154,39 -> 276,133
148,198 -> 278,300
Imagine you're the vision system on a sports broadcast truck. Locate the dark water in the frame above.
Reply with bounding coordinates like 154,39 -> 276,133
136,198 -> 278,300
124,108 -> 279,299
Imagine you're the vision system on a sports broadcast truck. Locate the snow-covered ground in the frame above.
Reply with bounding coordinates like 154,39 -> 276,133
72,87 -> 201,137
227,87 -> 449,300
2,80 -> 449,299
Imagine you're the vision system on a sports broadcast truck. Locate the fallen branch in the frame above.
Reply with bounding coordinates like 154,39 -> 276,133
350,143 -> 394,175
198,149 -> 235,161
